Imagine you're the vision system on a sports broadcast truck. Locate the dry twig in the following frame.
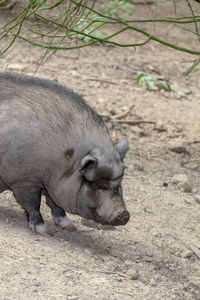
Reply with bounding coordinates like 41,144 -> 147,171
84,78 -> 117,85
116,120 -> 155,125
112,103 -> 135,119
101,103 -> 155,126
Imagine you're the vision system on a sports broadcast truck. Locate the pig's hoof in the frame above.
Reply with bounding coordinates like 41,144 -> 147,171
35,223 -> 47,235
29,222 -> 47,234
54,216 -> 76,232
29,222 -> 35,233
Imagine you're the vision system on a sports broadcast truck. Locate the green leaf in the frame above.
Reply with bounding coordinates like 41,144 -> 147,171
136,71 -> 171,92
101,0 -> 135,19
136,72 -> 156,88
136,72 -> 146,84
123,132 -> 131,137
156,81 -> 171,91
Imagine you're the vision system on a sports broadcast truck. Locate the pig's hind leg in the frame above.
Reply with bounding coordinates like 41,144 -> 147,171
11,185 -> 47,234
46,195 -> 76,231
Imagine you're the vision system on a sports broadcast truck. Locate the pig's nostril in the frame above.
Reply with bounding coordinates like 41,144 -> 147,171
111,210 -> 130,226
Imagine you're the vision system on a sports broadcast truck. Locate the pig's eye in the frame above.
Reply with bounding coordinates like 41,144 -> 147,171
88,181 -> 107,191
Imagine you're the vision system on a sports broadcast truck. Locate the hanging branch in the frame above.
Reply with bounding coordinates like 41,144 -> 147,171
0,0 -> 200,74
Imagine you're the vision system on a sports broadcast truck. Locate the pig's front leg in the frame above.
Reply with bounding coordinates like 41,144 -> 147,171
0,176 -> 9,193
11,184 -> 47,234
45,195 -> 76,231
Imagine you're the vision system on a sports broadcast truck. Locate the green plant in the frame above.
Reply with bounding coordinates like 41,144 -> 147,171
123,131 -> 131,137
136,72 -> 156,91
101,0 -> 135,20
136,72 -> 171,91
1,1 -> 200,74
156,81 -> 171,91
73,14 -> 104,43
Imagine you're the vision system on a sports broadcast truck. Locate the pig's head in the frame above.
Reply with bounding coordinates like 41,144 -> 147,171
77,137 -> 130,226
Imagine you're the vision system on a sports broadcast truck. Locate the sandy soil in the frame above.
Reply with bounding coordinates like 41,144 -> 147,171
0,2 -> 200,300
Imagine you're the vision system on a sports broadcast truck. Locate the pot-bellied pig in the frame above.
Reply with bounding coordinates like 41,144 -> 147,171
0,72 -> 130,234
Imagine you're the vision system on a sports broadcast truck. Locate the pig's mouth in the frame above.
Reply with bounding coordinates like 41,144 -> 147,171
91,208 -> 130,226
91,208 -> 110,225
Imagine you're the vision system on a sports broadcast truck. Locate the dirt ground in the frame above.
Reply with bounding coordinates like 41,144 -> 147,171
0,2 -> 200,300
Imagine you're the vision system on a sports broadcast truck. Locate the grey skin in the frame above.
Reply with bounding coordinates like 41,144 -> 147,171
0,72 -> 130,234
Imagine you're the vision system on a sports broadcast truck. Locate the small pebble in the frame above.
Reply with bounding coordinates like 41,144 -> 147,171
67,296 -> 78,300
154,121 -> 167,132
171,174 -> 188,185
167,140 -> 187,153
9,63 -> 25,71
83,248 -> 96,255
182,249 -> 193,258
150,278 -> 157,287
184,199 -> 192,205
194,194 -> 200,204
189,246 -> 200,259
124,260 -> 134,267
182,182 -> 192,193
110,109 -> 117,116
131,270 -> 139,280
134,161 -> 144,171
171,174 -> 192,192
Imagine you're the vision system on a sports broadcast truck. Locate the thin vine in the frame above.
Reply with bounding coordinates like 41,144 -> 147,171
0,0 -> 200,74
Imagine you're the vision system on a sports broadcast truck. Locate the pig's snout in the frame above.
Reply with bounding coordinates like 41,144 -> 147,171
91,206 -> 130,226
110,210 -> 130,226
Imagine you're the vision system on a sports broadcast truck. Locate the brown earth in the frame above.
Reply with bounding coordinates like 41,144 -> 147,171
0,2 -> 200,300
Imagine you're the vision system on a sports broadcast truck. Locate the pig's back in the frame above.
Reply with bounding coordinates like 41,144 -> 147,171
0,72 -> 103,124
0,72 -> 108,138
0,72 -> 111,159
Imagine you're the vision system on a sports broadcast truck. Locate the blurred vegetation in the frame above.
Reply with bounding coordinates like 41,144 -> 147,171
0,0 -> 200,74
136,72 -> 172,91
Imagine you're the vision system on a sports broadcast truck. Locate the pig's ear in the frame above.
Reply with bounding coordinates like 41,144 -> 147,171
79,155 -> 98,174
116,137 -> 129,161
